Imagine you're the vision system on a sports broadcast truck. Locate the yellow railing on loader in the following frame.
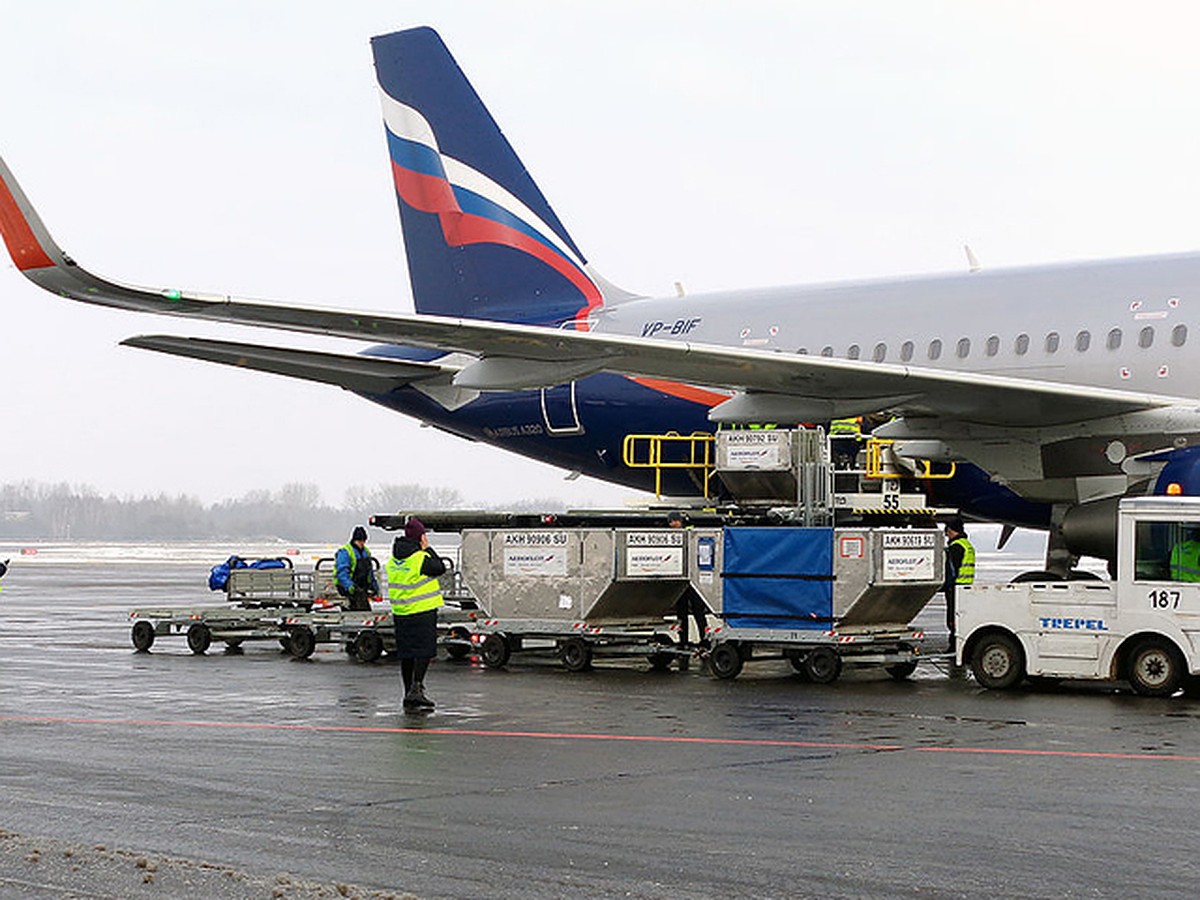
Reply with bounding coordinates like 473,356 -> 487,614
622,431 -> 716,499
864,438 -> 956,480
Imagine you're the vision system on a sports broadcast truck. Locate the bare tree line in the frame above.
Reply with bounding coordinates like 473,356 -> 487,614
0,481 -> 565,541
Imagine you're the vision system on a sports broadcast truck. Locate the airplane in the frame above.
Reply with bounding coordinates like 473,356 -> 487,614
3,25 -> 1200,576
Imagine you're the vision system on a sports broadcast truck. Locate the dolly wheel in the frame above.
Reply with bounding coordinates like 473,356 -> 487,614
354,630 -> 384,663
560,637 -> 594,672
288,625 -> 317,660
708,643 -> 744,680
885,660 -> 918,681
804,647 -> 843,684
186,622 -> 212,655
648,651 -> 675,672
480,633 -> 511,669
131,620 -> 156,652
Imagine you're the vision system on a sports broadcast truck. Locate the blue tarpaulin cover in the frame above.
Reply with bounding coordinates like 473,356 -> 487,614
207,555 -> 287,591
723,527 -> 833,629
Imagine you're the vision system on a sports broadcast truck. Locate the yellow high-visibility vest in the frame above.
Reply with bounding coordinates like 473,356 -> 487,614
386,551 -> 444,616
951,537 -> 975,584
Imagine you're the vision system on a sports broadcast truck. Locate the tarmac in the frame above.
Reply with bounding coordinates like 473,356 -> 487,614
0,545 -> 1198,898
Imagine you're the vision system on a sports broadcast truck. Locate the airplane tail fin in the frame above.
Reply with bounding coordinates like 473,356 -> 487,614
371,27 -> 623,328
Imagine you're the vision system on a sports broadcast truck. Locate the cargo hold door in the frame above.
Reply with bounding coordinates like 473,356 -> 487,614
540,382 -> 584,436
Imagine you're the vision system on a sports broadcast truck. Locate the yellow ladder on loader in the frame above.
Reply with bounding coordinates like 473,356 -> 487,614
622,432 -> 716,499
864,438 -> 956,480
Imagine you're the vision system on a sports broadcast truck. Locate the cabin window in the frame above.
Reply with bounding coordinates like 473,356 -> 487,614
1172,324 -> 1188,347
1015,333 -> 1030,355
847,344 -> 861,360
1139,326 -> 1155,349
873,342 -> 887,362
1132,520 -> 1200,582
985,335 -> 1000,357
1107,328 -> 1122,350
820,345 -> 834,357
900,340 -> 914,362
956,338 -> 971,359
928,339 -> 943,361
1045,332 -> 1060,354
1075,330 -> 1091,352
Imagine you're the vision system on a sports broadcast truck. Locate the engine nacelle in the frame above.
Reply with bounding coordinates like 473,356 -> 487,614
1061,497 -> 1121,564
1062,447 -> 1200,565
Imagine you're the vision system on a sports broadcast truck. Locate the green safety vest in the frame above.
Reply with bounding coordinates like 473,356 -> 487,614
340,542 -> 371,576
829,417 -> 862,436
386,551 -> 444,616
1170,539 -> 1200,582
951,537 -> 975,584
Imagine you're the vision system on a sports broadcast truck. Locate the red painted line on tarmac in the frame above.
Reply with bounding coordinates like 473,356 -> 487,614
1,714 -> 1196,762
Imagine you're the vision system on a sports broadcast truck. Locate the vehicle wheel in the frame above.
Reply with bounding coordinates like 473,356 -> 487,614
804,647 -> 843,684
1127,639 -> 1183,697
288,625 -> 316,660
1010,570 -> 1065,584
560,637 -> 594,672
186,622 -> 212,655
223,639 -> 244,655
480,633 -> 511,669
445,626 -> 471,661
708,642 -> 744,680
885,660 -> 919,681
970,632 -> 1024,689
131,620 -> 155,652
354,630 -> 384,663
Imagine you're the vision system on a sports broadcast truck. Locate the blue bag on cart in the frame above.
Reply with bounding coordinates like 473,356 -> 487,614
207,556 -> 245,591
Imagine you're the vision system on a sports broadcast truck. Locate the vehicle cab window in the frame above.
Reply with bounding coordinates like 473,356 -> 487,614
1134,520 -> 1200,582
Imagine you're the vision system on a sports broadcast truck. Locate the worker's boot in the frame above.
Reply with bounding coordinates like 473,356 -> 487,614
403,685 -> 423,711
412,682 -> 436,710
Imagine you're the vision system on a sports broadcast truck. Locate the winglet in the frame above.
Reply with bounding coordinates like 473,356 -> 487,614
0,154 -> 62,271
0,153 -> 223,316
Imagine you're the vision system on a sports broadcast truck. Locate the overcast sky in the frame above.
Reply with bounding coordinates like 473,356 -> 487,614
3,1 -> 1200,507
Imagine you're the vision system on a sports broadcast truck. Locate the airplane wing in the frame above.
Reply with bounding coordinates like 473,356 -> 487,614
1,154 -> 1190,428
120,335 -> 454,394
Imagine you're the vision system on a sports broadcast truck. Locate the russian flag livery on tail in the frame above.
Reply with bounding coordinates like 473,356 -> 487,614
372,28 -> 602,328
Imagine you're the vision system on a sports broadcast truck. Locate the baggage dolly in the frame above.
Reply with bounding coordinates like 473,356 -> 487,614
700,526 -> 941,682
439,523 -> 721,672
130,556 -> 364,657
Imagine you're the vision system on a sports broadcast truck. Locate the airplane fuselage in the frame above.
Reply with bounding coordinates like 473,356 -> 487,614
597,251 -> 1200,400
366,251 -> 1200,534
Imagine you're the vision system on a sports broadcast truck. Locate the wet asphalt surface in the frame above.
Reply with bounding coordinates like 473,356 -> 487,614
0,546 -> 1198,898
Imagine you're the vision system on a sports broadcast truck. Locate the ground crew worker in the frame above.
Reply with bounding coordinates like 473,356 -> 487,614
828,416 -> 863,437
334,526 -> 378,611
829,416 -> 865,470
1169,526 -> 1200,582
668,511 -> 709,651
943,517 -> 975,650
387,518 -> 446,711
